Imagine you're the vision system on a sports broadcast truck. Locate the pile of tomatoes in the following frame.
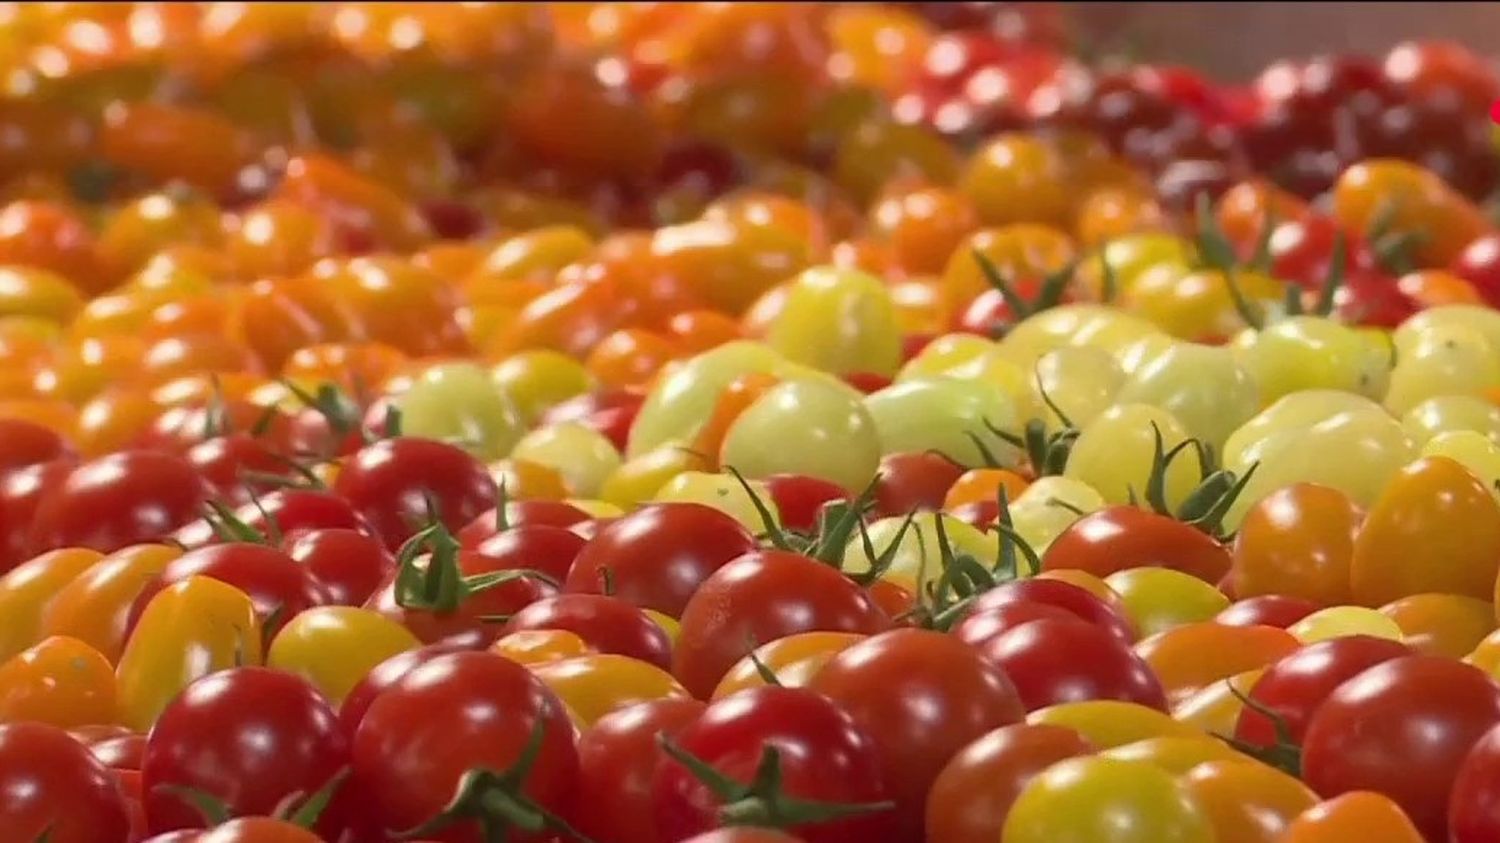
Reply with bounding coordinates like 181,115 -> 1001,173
7,3 -> 1500,843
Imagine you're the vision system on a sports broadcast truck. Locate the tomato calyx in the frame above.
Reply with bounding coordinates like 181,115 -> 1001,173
917,490 -> 1041,630
658,736 -> 894,831
980,384 -> 1080,477
970,249 -> 1080,336
1195,194 -> 1345,328
392,517 -> 558,617
393,723 -> 594,843
1214,680 -> 1304,778
1132,423 -> 1258,540
282,379 -> 390,450
201,498 -> 278,545
1364,199 -> 1427,276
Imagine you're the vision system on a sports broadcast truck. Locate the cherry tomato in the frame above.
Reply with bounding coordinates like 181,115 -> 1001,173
503,594 -> 672,670
1134,622 -> 1299,705
1231,483 -> 1360,606
1044,506 -> 1232,583
285,528 -> 393,607
926,723 -> 1095,843
130,543 -> 331,640
0,635 -> 116,729
1280,791 -> 1425,843
872,451 -> 966,516
1001,756 -> 1214,843
574,697 -> 706,843
1451,721 -> 1500,842
961,578 -> 1137,645
1235,635 -> 1413,749
0,722 -> 132,843
983,616 -> 1168,711
28,451 -> 208,556
1181,759 -> 1319,843
334,437 -> 498,551
337,643 -> 472,738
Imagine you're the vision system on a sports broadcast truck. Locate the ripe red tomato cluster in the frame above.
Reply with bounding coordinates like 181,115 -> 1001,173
3,4 -> 1500,843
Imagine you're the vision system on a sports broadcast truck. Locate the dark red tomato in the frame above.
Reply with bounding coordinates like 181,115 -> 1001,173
141,668 -> 347,835
129,543 -> 331,639
333,438 -> 497,551
980,617 -> 1168,712
540,389 -> 644,453
1042,506 -> 1232,583
364,546 -> 557,648
475,524 -> 587,584
1268,215 -> 1344,289
565,503 -> 758,618
286,528 -> 394,606
952,601 -> 1085,649
964,578 -> 1136,645
87,733 -> 147,771
504,594 -> 672,669
674,550 -> 891,698
872,452 -> 965,517
763,474 -> 851,533
1302,655 -> 1500,841
0,722 -> 131,843
1235,635 -> 1413,749
842,372 -> 892,394
1334,270 -> 1420,328
575,697 -> 707,843
28,451 -> 208,555
185,433 -> 291,504
926,723 -> 1096,843
809,629 -> 1026,842
1452,233 -> 1500,307
651,686 -> 895,843
0,456 -> 74,571
1215,594 -> 1320,629
338,643 -> 473,737
948,499 -> 1001,532
458,500 -> 592,547
0,417 -> 71,473
351,651 -> 578,843
1451,722 -> 1500,843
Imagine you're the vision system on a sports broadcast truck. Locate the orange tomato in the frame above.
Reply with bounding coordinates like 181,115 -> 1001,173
713,631 -> 867,698
0,635 -> 117,728
1280,791 -> 1426,843
1134,622 -> 1299,705
943,468 -> 1031,509
99,102 -> 258,198
1231,483 -> 1360,607
274,153 -> 431,252
41,544 -> 181,663
0,547 -> 105,662
585,328 -> 679,389
1380,593 -> 1494,658
1181,759 -> 1320,843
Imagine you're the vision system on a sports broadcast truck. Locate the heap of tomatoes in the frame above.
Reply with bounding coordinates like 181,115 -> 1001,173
5,3 -> 1500,843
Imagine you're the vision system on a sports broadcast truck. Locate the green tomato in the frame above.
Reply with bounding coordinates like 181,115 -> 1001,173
720,377 -> 881,493
627,341 -> 795,458
510,421 -> 622,498
1402,395 -> 1500,446
1104,568 -> 1231,638
1424,431 -> 1500,500
1010,476 -> 1106,551
841,512 -> 999,591
1065,403 -> 1201,510
1394,304 -> 1500,361
1116,341 -> 1259,450
1288,605 -> 1405,644
491,349 -> 595,425
1236,316 -> 1390,407
1002,756 -> 1216,843
1222,400 -> 1416,530
1383,323 -> 1500,415
864,377 -> 1020,468
654,470 -> 780,532
396,362 -> 524,460
1033,346 -> 1124,428
765,265 -> 902,377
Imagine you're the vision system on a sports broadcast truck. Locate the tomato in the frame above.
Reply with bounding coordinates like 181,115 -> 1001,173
28,451 -> 208,556
1352,456 -> 1500,606
0,546 -> 105,662
0,635 -> 116,729
0,722 -> 132,843
1235,635 -> 1413,749
337,642 -> 473,738
722,378 -> 882,494
574,697 -> 706,843
1451,721 -> 1500,842
472,524 -> 586,585
351,650 -> 578,842
762,474 -> 851,533
115,577 -> 263,732
1001,756 -> 1214,843
673,550 -> 890,698
0,416 -> 71,473
1044,506 -> 1232,584
1280,791 -> 1425,843
1105,567 -> 1230,637
195,817 -> 326,843
1380,593 -> 1494,658
335,437 -> 497,551
130,543 -> 332,640
925,723 -> 1095,843
810,628 -> 1025,840
982,616 -> 1167,711
1134,622 -> 1299,705
651,686 -> 895,843
142,668 -> 347,835
531,654 -> 691,726
285,528 -> 393,608
962,577 -> 1137,645
504,594 -> 672,670
1102,735 -> 1247,775
1231,483 -> 1359,606
267,606 -> 420,705
1217,595 -> 1320,629
1181,759 -> 1319,843
461,501 -> 592,545
870,451 -> 965,516
763,267 -> 902,378
714,632 -> 867,699
1302,655 -> 1500,841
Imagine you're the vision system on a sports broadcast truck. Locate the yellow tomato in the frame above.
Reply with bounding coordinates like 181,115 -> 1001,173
267,606 -> 420,705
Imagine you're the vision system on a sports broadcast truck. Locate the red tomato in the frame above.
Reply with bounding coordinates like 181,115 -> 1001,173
0,722 -> 132,843
872,452 -> 965,516
763,474 -> 852,533
141,668 -> 347,836
952,601 -> 1084,649
364,542 -> 556,648
0,456 -> 75,571
474,524 -> 587,584
334,438 -> 497,551
285,528 -> 394,607
565,503 -> 758,617
980,617 -> 1168,712
458,500 -> 592,546
925,723 -> 1096,843
350,651 -> 578,842
651,686 -> 895,843
962,578 -> 1136,644
1216,595 -> 1320,629
338,643 -> 473,738
810,628 -> 1026,841
503,594 -> 673,670
574,698 -> 706,843
129,543 -> 332,639
1043,506 -> 1232,583
673,550 -> 891,698
28,451 -> 208,556
1302,655 -> 1500,841
1451,722 -> 1500,842
1236,635 -> 1414,749
0,417 -> 71,474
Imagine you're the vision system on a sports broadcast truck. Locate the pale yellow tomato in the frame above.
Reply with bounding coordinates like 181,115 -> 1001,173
1403,395 -> 1500,446
491,349 -> 595,425
1009,476 -> 1106,550
1065,403 -> 1201,509
1105,567 -> 1231,638
1423,430 -> 1500,500
841,512 -> 1000,590
267,606 -> 419,705
1033,346 -> 1124,427
721,377 -> 881,492
1236,316 -> 1391,407
864,377 -> 1021,468
1289,605 -> 1406,644
510,422 -> 622,498
1384,323 -> 1500,415
1394,304 -> 1500,360
396,361 -> 525,460
655,470 -> 780,531
1115,341 -> 1258,449
897,333 -> 995,381
1000,304 -> 1163,371
765,266 -> 902,377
